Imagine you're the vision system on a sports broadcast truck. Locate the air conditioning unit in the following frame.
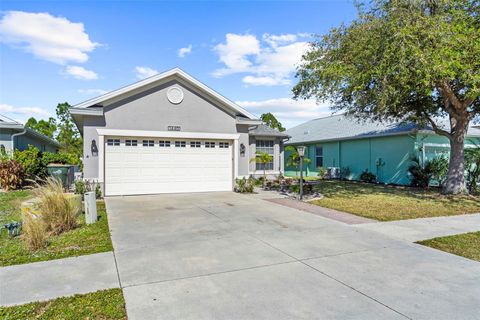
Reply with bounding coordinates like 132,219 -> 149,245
327,167 -> 340,179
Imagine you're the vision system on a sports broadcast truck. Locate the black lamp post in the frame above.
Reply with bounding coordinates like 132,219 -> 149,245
297,146 -> 306,200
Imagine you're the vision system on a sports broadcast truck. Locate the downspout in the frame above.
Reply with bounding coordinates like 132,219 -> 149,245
11,128 -> 26,153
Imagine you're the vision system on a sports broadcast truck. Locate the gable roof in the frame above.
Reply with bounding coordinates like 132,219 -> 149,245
0,114 -> 61,147
286,114 -> 480,145
71,68 -> 258,120
249,123 -> 290,138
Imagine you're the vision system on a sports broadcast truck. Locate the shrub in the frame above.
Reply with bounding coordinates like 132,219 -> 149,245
74,180 -> 86,195
290,184 -> 300,194
317,167 -> 327,179
34,177 -> 81,235
41,152 -> 81,167
21,211 -> 47,251
359,169 -> 376,183
408,156 -> 449,189
74,180 -> 102,199
234,177 -> 254,193
340,167 -> 351,180
95,183 -> 102,199
289,183 -> 313,194
428,156 -> 449,187
0,160 -> 25,190
13,145 -> 44,180
465,145 -> 480,194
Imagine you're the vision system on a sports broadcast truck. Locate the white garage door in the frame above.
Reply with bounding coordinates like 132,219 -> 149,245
105,137 -> 233,196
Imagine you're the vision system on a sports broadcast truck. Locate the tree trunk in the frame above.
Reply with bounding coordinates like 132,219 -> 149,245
444,119 -> 468,194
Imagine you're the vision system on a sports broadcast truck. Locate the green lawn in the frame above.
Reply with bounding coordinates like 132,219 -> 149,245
0,288 -> 126,320
310,180 -> 480,221
417,232 -> 480,262
0,191 -> 113,267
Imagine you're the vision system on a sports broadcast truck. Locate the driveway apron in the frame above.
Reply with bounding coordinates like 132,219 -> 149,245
105,192 -> 480,320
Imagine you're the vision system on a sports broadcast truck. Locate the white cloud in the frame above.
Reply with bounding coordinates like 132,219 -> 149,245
213,33 -> 260,77
262,33 -> 297,47
0,11 -> 98,64
213,33 -> 311,86
236,98 -> 332,129
77,88 -> 108,95
178,44 -> 192,58
242,75 -> 290,86
64,66 -> 98,80
135,66 -> 158,79
0,103 -> 50,119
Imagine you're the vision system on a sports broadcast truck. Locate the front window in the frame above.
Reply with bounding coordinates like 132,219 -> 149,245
175,141 -> 186,148
107,139 -> 120,146
315,146 -> 323,167
143,140 -> 154,147
256,140 -> 274,171
159,140 -> 170,147
126,139 -> 137,146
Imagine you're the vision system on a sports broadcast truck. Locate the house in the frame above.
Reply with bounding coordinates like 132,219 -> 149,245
0,114 -> 60,154
70,68 -> 287,196
285,114 -> 480,185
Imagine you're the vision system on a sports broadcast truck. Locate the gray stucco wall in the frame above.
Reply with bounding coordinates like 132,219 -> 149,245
82,80 -> 251,180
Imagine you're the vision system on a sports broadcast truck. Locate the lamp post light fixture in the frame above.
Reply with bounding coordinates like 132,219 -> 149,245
297,146 -> 306,200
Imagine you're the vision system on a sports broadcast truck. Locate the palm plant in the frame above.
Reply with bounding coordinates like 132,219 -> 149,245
285,146 -> 311,177
250,151 -> 273,188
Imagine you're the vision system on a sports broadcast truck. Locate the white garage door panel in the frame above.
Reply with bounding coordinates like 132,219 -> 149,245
105,137 -> 233,196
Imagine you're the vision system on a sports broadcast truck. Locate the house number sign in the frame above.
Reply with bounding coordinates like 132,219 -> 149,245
167,126 -> 181,131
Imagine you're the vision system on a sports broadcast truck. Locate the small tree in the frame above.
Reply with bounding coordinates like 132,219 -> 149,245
260,113 -> 286,132
285,146 -> 312,177
250,151 -> 273,187
56,102 -> 83,158
25,117 -> 57,138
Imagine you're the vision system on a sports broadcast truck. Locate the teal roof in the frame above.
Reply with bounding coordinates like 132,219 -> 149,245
286,114 -> 480,145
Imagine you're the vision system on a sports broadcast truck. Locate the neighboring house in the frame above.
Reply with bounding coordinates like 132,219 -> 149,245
0,114 -> 60,154
285,114 -> 480,185
70,68 -> 287,196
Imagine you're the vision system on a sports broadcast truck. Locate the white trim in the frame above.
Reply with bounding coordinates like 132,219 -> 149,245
98,135 -> 104,183
236,117 -> 262,125
251,171 -> 282,175
233,139 -> 239,179
73,68 -> 258,120
69,107 -> 103,116
96,129 -> 240,140
423,143 -> 478,148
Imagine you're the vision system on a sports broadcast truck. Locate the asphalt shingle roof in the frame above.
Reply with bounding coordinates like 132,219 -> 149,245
286,114 -> 480,145
249,123 -> 290,137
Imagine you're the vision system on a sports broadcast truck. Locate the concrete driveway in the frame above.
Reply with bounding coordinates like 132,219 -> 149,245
105,192 -> 480,320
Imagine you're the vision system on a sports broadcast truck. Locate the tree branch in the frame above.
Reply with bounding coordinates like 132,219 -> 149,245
440,81 -> 464,112
425,115 -> 451,138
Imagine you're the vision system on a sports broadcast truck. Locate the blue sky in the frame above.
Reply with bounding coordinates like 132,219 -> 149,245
0,0 -> 357,128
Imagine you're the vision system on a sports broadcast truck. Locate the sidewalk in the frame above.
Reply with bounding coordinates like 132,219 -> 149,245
0,252 -> 119,306
356,213 -> 480,242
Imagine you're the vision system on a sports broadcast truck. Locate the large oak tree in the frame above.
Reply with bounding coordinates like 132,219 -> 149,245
293,0 -> 480,194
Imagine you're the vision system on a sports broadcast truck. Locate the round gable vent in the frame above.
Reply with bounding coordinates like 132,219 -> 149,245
167,87 -> 184,104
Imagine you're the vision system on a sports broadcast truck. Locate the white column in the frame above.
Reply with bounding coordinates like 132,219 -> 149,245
98,135 -> 104,183
233,138 -> 239,179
